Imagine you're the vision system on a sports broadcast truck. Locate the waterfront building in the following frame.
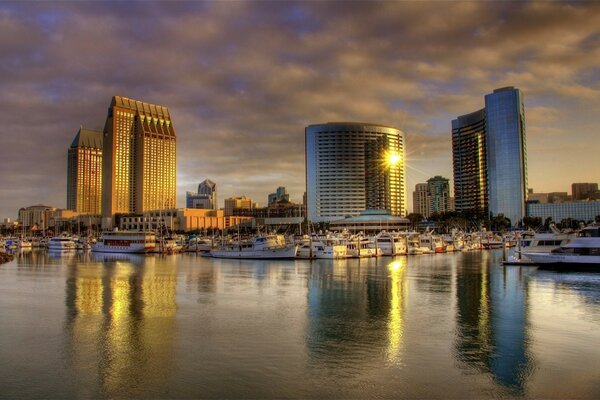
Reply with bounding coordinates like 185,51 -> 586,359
329,209 -> 410,233
526,201 -> 600,224
427,176 -> 451,216
572,183 -> 599,201
67,127 -> 103,214
18,205 -> 57,232
224,196 -> 253,217
119,208 -> 251,232
306,122 -> 406,223
268,186 -> 289,205
452,87 -> 527,225
101,96 -> 176,228
413,183 -> 429,216
186,179 -> 217,210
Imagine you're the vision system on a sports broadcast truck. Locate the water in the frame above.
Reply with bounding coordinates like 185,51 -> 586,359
1,250 -> 600,399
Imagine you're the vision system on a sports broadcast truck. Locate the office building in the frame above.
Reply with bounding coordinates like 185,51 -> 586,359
101,96 -> 176,228
186,179 -> 217,209
572,183 -> 599,201
452,87 -> 527,225
413,183 -> 429,216
67,127 -> 103,214
427,176 -> 451,216
306,122 -> 406,223
268,186 -> 289,205
224,196 -> 253,216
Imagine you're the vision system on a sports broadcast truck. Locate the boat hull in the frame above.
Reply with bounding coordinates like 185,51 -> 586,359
91,245 -> 154,254
523,252 -> 600,271
210,246 -> 297,259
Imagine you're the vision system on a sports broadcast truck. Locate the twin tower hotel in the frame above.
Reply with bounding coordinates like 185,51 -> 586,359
67,96 -> 176,229
68,87 -> 526,228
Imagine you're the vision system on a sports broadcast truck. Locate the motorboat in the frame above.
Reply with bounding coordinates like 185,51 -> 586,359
210,234 -> 297,259
523,226 -> 600,270
92,230 -> 156,254
48,236 -> 76,251
372,231 -> 407,256
296,235 -> 347,259
505,229 -> 574,265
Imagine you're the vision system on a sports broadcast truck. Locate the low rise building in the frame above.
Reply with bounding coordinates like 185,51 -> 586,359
526,201 -> 600,223
119,208 -> 252,232
329,209 -> 410,233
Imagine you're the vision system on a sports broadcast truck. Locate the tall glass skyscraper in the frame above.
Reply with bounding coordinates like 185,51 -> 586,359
452,87 -> 527,225
306,122 -> 406,223
101,96 -> 176,228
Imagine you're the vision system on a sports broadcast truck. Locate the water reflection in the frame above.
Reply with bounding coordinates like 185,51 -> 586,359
454,254 -> 534,393
64,255 -> 177,398
305,258 -> 408,372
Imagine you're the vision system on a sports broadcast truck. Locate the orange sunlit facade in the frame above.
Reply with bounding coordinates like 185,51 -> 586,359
67,127 -> 103,214
102,96 -> 176,228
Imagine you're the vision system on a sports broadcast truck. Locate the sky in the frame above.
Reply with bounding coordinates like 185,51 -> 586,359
1,1 -> 599,220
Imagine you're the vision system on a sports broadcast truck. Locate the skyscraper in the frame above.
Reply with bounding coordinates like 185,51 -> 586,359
413,183 -> 429,216
186,179 -> 217,209
101,96 -> 176,228
452,87 -> 527,225
268,186 -> 289,205
306,122 -> 406,222
427,176 -> 451,216
67,127 -> 103,214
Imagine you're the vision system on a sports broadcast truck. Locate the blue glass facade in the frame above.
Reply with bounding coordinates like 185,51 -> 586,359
484,88 -> 527,225
452,87 -> 527,226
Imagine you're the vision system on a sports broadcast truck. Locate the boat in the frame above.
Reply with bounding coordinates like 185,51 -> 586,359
210,234 -> 297,259
523,226 -> 600,270
47,236 -> 76,251
504,229 -> 574,265
91,230 -> 156,254
371,231 -> 407,256
18,238 -> 33,249
296,235 -> 347,259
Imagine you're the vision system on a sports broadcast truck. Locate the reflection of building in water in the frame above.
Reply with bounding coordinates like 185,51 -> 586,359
305,259 -> 406,365
64,257 -> 177,398
454,256 -> 532,391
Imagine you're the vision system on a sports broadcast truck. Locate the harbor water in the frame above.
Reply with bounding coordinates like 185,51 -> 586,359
1,250 -> 600,399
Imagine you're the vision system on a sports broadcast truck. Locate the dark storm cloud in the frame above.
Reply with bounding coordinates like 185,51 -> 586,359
1,1 -> 599,217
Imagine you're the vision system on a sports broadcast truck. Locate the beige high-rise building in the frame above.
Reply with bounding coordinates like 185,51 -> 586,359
413,183 -> 429,216
102,96 -> 176,228
67,127 -> 103,214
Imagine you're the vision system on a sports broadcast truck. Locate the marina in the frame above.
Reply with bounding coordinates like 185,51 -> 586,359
1,249 -> 600,398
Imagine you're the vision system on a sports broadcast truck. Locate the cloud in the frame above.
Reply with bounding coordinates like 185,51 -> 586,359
0,1 -> 599,217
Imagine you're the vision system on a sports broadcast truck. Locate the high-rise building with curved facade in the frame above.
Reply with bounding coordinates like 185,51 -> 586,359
306,122 -> 406,223
452,87 -> 527,225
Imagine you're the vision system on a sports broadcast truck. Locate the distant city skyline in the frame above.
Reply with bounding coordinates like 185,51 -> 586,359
1,2 -> 600,219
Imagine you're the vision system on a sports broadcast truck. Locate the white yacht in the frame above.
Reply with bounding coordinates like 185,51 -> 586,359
296,236 -> 347,259
507,230 -> 574,264
92,231 -> 156,254
372,231 -> 406,256
210,234 -> 297,259
48,236 -> 76,251
523,226 -> 600,270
